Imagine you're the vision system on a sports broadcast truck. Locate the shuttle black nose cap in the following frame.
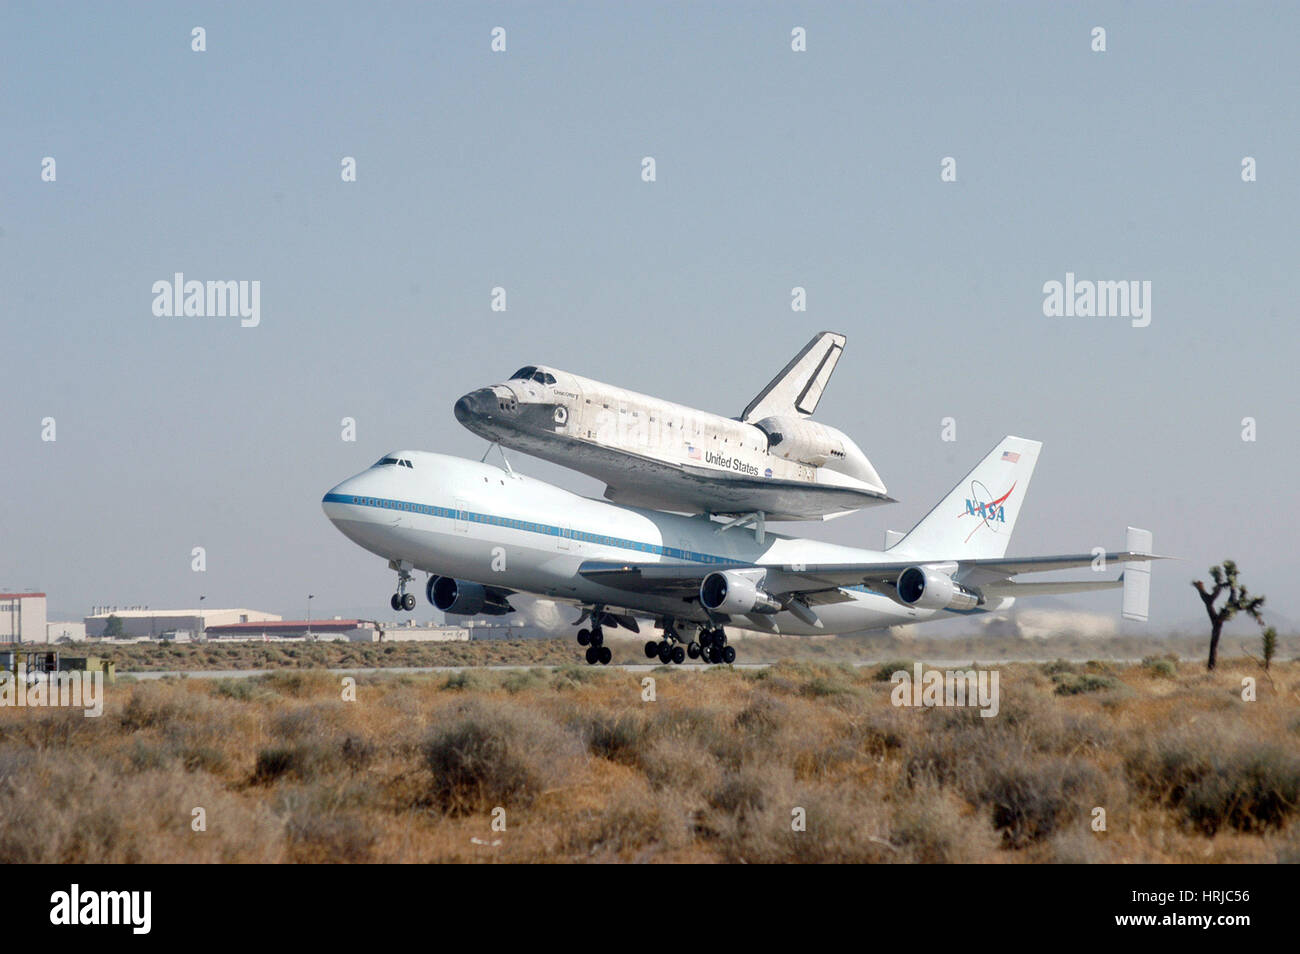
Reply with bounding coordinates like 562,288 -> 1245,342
454,387 -> 497,425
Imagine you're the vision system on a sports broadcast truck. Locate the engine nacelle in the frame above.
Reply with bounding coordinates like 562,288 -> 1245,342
429,577 -> 512,616
895,565 -> 981,611
754,415 -> 846,467
699,571 -> 783,615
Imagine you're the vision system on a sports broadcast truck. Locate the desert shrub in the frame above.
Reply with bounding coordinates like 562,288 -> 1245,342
501,669 -> 548,694
1052,672 -> 1121,696
260,671 -> 336,698
639,737 -> 723,796
1141,655 -> 1179,678
120,685 -> 179,730
1126,731 -> 1300,834
976,758 -> 1102,848
1040,660 -> 1079,677
252,743 -> 332,784
578,711 -> 648,765
733,694 -> 789,738
441,670 -> 484,692
891,784 -> 997,863
423,700 -> 584,813
284,811 -> 376,863
874,660 -> 915,682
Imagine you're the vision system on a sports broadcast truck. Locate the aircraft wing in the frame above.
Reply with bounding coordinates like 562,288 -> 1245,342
578,550 -> 1164,605
741,331 -> 846,422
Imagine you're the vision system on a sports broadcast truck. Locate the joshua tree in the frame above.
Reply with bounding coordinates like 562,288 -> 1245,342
1193,560 -> 1265,671
1261,626 -> 1277,672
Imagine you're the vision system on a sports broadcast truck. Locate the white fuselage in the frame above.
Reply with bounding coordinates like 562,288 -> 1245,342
323,451 -> 1004,635
454,366 -> 890,520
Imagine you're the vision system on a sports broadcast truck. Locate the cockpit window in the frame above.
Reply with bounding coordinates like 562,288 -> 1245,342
510,366 -> 538,380
374,457 -> 414,468
531,371 -> 557,385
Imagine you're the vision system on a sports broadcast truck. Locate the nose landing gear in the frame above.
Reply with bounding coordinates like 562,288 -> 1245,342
388,562 -> 417,612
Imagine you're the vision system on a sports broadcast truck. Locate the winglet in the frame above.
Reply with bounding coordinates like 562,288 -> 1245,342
1122,527 -> 1153,622
742,331 -> 846,422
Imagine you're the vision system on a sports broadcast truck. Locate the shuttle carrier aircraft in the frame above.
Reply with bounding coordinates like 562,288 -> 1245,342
323,436 -> 1160,665
454,331 -> 891,527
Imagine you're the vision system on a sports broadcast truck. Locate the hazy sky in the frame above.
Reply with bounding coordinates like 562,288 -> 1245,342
2,2 -> 1295,634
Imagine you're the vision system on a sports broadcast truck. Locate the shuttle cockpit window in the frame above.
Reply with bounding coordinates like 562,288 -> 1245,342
510,366 -> 538,380
532,371 -> 556,385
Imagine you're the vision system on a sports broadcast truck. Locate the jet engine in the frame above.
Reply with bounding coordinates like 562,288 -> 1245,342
699,571 -> 783,615
429,577 -> 513,616
895,566 -> 981,611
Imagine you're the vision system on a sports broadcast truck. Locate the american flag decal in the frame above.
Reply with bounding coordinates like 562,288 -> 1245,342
687,444 -> 701,460
1001,451 -> 1020,463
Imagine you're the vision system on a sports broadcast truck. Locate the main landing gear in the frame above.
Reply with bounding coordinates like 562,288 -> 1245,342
388,562 -> 417,612
644,624 -> 736,665
575,612 -> 612,666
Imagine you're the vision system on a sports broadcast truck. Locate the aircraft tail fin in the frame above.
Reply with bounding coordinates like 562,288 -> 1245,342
893,436 -> 1043,560
741,331 -> 845,422
1122,527 -> 1153,621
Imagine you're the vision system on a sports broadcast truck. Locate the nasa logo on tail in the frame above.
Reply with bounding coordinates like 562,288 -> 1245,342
959,480 -> 1016,542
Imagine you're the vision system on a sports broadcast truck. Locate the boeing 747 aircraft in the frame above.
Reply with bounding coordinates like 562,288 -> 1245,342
323,436 -> 1161,665
453,331 -> 891,526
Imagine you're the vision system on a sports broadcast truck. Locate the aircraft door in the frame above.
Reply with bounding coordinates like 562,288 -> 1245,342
453,498 -> 469,533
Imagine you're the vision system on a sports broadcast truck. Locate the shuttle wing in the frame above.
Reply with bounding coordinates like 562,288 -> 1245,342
741,331 -> 846,422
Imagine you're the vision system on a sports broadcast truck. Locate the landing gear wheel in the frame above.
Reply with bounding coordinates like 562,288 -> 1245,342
390,593 -> 401,611
671,645 -> 686,665
706,646 -> 721,664
699,629 -> 714,649
721,645 -> 736,665
644,641 -> 658,659
687,642 -> 701,659
585,646 -> 599,665
589,627 -> 604,648
401,592 -> 416,611
657,641 -> 672,665
599,646 -> 612,665
577,629 -> 591,647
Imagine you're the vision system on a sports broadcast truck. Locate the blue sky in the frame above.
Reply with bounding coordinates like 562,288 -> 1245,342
1,2 -> 1295,632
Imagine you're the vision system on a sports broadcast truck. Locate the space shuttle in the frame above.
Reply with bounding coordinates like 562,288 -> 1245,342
453,332 -> 892,526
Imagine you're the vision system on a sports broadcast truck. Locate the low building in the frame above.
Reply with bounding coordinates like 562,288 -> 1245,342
84,607 -> 280,639
1,592 -> 47,644
203,619 -> 378,642
463,619 -> 552,640
46,621 -> 87,643
377,621 -> 470,643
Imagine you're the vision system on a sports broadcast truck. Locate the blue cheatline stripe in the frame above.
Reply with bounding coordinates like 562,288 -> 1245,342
322,492 -> 737,566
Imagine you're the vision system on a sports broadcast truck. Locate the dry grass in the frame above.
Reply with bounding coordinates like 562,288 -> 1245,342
0,659 -> 1296,862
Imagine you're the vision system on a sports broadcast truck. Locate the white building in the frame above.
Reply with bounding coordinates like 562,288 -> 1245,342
84,607 -> 280,639
46,621 -> 87,643
377,621 -> 470,643
0,592 -> 47,644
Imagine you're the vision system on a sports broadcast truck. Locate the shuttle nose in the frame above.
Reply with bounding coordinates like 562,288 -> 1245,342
454,387 -> 505,425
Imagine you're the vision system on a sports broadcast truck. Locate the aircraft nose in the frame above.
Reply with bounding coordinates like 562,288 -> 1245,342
322,473 -> 370,516
454,387 -> 503,425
